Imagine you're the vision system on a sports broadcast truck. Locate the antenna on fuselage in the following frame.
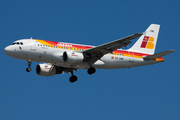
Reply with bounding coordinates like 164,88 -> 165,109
30,37 -> 32,39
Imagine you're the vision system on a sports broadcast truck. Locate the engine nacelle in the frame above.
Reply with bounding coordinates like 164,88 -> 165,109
36,64 -> 56,76
63,51 -> 84,63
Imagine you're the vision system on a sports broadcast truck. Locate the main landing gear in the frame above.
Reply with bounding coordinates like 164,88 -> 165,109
26,60 -> 32,72
68,67 -> 96,83
69,75 -> 77,83
87,67 -> 96,75
69,67 -> 96,83
68,69 -> 78,83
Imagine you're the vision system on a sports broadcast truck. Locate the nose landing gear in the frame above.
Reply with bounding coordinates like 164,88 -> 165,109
26,60 -> 32,72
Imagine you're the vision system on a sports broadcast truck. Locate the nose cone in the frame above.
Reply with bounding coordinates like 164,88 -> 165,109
4,46 -> 12,56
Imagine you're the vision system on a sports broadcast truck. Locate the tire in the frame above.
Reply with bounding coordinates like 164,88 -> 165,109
26,68 -> 31,72
69,75 -> 77,83
87,67 -> 96,75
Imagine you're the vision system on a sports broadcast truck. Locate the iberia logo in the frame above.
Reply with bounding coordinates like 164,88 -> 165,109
57,43 -> 73,47
140,36 -> 154,49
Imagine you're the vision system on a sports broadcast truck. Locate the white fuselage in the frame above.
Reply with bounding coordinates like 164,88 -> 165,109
4,39 -> 160,69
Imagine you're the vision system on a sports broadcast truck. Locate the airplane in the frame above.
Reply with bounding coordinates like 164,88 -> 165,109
4,24 -> 174,83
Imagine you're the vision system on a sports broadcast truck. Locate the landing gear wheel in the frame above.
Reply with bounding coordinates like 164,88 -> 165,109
26,68 -> 31,72
87,67 -> 96,75
69,75 -> 77,83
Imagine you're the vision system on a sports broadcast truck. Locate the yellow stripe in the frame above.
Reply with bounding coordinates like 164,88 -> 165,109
133,55 -> 143,59
155,58 -> 164,62
34,39 -> 52,46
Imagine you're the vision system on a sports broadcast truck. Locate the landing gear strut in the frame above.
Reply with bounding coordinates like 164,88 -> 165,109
87,67 -> 96,75
26,60 -> 32,72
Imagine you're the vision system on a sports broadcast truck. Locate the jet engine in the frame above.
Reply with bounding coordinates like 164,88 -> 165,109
36,64 -> 56,76
63,51 -> 84,63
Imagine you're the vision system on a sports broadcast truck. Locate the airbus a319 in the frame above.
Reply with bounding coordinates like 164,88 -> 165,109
4,24 -> 174,83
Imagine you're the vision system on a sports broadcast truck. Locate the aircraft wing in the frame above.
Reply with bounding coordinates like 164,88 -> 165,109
83,33 -> 143,63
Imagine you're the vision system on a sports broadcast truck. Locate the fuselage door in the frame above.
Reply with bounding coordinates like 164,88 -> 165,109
30,40 -> 36,51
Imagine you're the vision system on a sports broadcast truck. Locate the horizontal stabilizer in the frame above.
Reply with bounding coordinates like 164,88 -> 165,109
143,50 -> 175,60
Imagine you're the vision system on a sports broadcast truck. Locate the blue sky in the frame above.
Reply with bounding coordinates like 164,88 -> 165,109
0,0 -> 179,120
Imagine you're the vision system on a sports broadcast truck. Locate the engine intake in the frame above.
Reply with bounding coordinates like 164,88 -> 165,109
36,64 -> 56,76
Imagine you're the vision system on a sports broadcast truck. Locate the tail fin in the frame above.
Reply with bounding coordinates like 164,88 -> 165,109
129,24 -> 160,55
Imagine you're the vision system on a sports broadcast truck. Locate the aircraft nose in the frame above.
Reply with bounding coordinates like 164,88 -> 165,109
4,46 -> 12,56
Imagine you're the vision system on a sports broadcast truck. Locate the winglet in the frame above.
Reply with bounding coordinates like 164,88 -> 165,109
143,50 -> 175,60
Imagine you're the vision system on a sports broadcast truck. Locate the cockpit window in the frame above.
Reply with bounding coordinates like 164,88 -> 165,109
12,42 -> 23,45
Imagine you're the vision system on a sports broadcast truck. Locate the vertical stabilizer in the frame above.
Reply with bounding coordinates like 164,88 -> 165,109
128,24 -> 160,55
